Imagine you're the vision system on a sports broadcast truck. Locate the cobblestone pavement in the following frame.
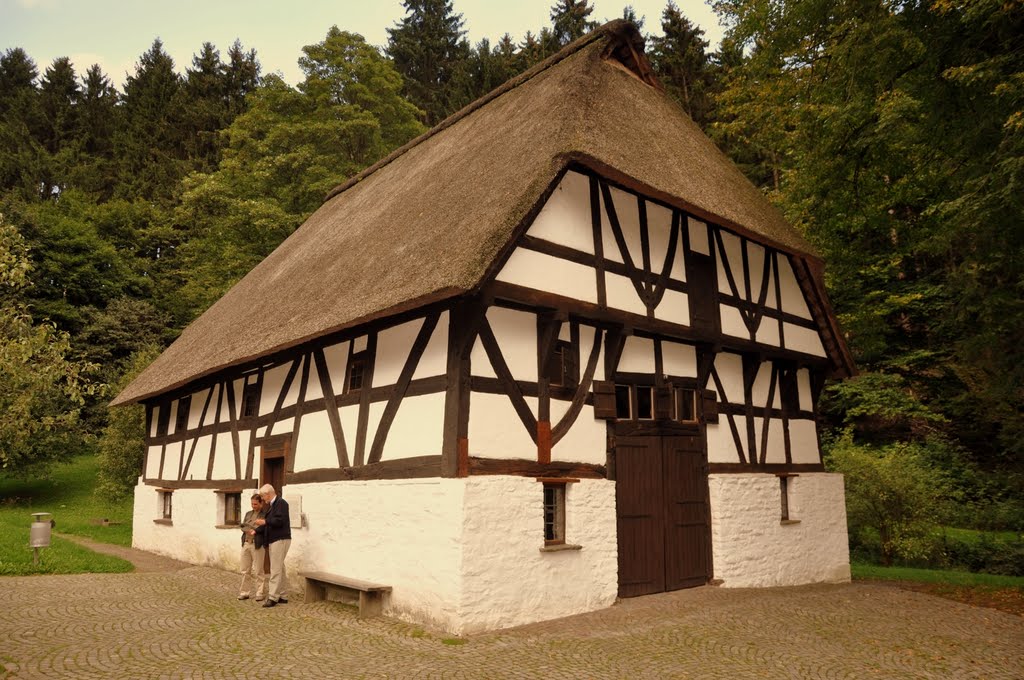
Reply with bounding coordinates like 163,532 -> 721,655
2,565 -> 1021,679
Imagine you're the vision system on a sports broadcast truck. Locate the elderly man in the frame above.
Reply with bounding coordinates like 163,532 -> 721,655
253,483 -> 291,607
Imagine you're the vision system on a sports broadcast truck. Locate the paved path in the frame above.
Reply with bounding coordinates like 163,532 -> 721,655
58,534 -> 190,573
2,564 -> 1022,679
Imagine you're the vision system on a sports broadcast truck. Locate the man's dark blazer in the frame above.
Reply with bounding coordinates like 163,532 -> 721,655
261,495 -> 291,545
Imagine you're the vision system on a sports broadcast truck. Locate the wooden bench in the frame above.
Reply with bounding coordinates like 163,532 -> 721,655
299,571 -> 392,618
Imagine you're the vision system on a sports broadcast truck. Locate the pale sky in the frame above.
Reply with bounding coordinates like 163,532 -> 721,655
0,0 -> 726,88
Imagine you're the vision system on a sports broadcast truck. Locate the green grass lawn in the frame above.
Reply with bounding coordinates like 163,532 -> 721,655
0,455 -> 134,575
852,562 -> 1024,588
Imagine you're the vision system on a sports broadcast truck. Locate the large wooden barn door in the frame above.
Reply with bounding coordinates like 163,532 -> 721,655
616,434 -> 711,597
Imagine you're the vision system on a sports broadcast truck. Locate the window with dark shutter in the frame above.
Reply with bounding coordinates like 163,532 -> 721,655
592,381 -> 617,419
546,340 -> 579,388
346,352 -> 368,393
175,396 -> 191,433
241,383 -> 260,419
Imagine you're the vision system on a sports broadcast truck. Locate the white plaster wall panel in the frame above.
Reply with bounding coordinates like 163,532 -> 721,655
776,256 -> 812,319
132,485 -> 258,570
646,200 -> 675,276
764,265 -> 779,309
662,340 -> 697,378
784,323 -> 827,357
271,417 -> 294,435
599,190 -> 623,264
191,388 -> 212,429
713,353 -> 744,405
750,416 -> 786,464
286,478 -> 465,632
789,419 -> 821,464
468,392 -> 537,460
747,241 -> 768,303
231,378 -> 245,420
184,435 -> 212,481
487,305 -> 538,382
412,310 -> 449,380
573,324 -> 606,382
605,272 -> 648,317
163,443 -> 184,479
293,410 -> 336,472
360,401 -> 385,460
256,425 -> 268,438
687,217 -> 710,256
149,406 -> 159,437
374,318 -> 422,387
304,353 -> 324,401
655,288 -> 690,327
708,473 -> 850,587
607,186 -> 643,265
716,231 -> 745,295
706,422 -> 743,464
170,399 -> 183,435
496,248 -> 599,305
322,340 -> 350,393
755,319 -> 781,347
549,398 -> 607,465
469,334 -> 497,379
339,405 -> 359,455
720,304 -> 747,340
382,393 -> 446,460
797,368 -> 813,411
212,433 -> 236,479
618,335 -> 655,374
145,445 -> 162,478
353,335 -> 367,353
260,363 -> 291,416
526,170 -> 594,254
458,477 -> 618,634
283,360 -> 305,407
751,363 -> 780,408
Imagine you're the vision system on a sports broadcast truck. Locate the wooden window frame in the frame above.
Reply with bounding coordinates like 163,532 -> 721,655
345,351 -> 369,394
216,489 -> 242,527
546,339 -> 579,389
538,478 -> 582,551
241,382 -> 261,419
675,387 -> 698,424
175,395 -> 191,433
778,474 -> 800,524
155,404 -> 170,438
154,489 -> 173,524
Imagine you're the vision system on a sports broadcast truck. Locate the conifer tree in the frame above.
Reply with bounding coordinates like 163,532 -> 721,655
649,2 -> 714,128
76,64 -> 119,199
38,57 -> 80,197
550,0 -> 598,46
0,48 -> 43,197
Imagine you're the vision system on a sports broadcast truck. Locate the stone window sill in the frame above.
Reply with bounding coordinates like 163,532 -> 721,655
215,524 -> 241,530
780,519 -> 802,526
540,543 -> 583,553
153,518 -> 173,526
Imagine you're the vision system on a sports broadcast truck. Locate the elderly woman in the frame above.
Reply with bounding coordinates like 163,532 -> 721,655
237,493 -> 268,601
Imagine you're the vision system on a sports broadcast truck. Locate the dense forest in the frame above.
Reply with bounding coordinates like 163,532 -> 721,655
1,0 -> 1020,568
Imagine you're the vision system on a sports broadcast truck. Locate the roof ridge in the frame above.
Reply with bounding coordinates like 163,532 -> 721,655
322,20 -> 644,203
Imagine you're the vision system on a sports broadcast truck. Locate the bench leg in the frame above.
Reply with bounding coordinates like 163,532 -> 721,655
358,591 -> 383,618
304,579 -> 327,603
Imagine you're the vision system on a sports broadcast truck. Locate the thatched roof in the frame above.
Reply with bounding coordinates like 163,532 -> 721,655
114,21 -> 847,407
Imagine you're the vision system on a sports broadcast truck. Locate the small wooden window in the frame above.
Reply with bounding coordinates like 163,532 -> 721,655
160,491 -> 173,520
635,386 -> 654,420
675,388 -> 697,423
546,340 -> 579,388
175,396 -> 191,433
779,475 -> 800,524
156,404 -> 170,437
241,383 -> 260,418
346,351 -> 368,393
223,492 -> 241,526
614,384 -> 632,419
543,483 -> 566,545
780,367 -> 800,417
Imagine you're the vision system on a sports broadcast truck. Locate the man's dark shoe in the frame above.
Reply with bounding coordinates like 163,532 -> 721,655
278,598 -> 288,604
262,599 -> 277,608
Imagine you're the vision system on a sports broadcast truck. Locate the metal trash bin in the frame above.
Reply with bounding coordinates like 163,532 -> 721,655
30,512 -> 52,552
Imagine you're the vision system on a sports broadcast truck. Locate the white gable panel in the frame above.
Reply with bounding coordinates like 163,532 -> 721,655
145,445 -> 162,478
549,398 -> 606,465
284,359 -> 305,406
789,420 -> 821,464
322,340 -> 350,395
714,353 -> 745,405
413,310 -> 449,380
375,318 -> 423,387
757,416 -> 787,464
662,340 -> 697,378
706,421 -> 744,464
747,241 -> 768,303
785,323 -> 826,357
716,231 -> 745,295
688,217 -> 710,256
271,417 -> 294,434
607,186 -> 643,267
600,192 -> 623,264
797,368 -> 814,411
231,378 -> 244,420
191,388 -> 212,430
776,256 -> 812,319
526,170 -> 594,254
293,410 -> 335,472
720,304 -> 747,340
304,352 -> 324,401
487,306 -> 538,382
261,364 -> 291,416
755,319 -> 781,347
496,248 -> 598,305
184,435 -> 212,481
646,201 -> 675,277
618,335 -> 655,374
606,271 -> 647,317
751,363 -> 780,407
469,334 -> 497,379
765,261 -> 779,309
353,335 -> 368,352
469,392 -> 537,460
339,405 -> 359,456
366,401 -> 384,459
655,288 -> 690,327
382,393 -> 446,460
162,443 -> 183,479
212,433 -> 235,479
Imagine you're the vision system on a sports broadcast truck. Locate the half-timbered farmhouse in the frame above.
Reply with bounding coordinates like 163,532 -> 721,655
114,21 -> 854,634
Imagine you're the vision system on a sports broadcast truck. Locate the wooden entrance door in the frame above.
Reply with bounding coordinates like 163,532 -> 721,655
616,434 -> 711,598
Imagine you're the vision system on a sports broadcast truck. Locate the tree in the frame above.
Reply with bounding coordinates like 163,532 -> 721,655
0,48 -> 44,199
0,217 -> 97,473
387,0 -> 470,126
37,56 -> 81,197
550,0 -> 598,46
649,2 -> 715,127
76,64 -> 119,199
